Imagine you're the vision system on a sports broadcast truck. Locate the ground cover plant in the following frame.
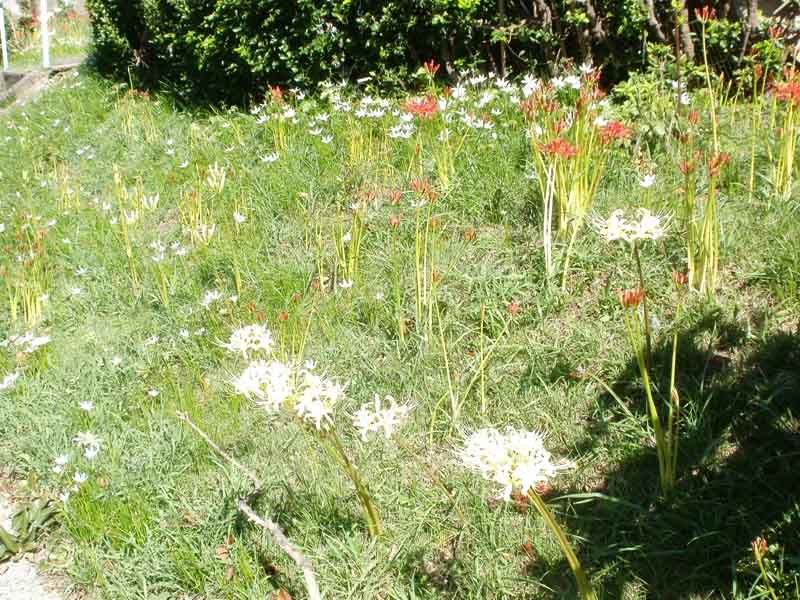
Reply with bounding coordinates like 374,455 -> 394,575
0,38 -> 799,599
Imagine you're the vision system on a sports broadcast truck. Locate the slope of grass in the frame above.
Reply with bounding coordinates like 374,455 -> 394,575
0,68 -> 797,599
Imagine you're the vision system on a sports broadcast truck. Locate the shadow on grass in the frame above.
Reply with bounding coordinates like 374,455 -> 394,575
536,311 -> 800,598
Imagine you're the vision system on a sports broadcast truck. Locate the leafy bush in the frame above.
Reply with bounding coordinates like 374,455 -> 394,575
85,0 -> 750,104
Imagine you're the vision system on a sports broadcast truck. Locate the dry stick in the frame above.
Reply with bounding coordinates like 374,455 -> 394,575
238,501 -> 323,600
177,411 -> 262,487
176,412 -> 323,600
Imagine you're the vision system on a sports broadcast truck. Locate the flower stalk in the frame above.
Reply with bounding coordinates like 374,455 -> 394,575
322,430 -> 382,538
527,489 -> 598,600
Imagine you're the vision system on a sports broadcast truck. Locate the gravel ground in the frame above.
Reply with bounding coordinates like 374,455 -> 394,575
0,494 -> 62,600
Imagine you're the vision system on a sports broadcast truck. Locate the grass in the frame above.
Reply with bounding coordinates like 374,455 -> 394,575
0,64 -> 797,600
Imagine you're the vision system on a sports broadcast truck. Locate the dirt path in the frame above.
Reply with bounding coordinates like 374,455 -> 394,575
0,494 -> 62,600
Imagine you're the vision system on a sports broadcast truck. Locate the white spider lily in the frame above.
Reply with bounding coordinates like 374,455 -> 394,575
461,427 -> 572,500
221,324 -> 273,357
0,372 -> 21,392
593,208 -> 669,243
352,394 -> 412,441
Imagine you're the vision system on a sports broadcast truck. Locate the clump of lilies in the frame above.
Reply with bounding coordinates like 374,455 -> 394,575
678,149 -> 729,296
594,209 -> 685,495
771,74 -> 800,199
525,68 -> 633,287
226,323 -> 412,537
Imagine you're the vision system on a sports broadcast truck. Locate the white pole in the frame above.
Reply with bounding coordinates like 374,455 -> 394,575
1,2 -> 9,71
40,0 -> 49,68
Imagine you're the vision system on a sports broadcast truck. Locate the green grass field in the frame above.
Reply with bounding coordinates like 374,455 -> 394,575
0,64 -> 797,599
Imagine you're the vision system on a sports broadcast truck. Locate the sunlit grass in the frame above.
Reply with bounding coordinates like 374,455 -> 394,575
0,63 -> 797,599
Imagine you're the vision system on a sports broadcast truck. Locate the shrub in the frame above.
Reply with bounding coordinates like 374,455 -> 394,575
85,0 -> 751,104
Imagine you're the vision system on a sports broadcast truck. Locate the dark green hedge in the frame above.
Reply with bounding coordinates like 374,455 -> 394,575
85,0 -> 749,104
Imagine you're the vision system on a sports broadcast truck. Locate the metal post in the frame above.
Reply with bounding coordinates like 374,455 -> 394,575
1,1 -> 9,71
40,0 -> 49,68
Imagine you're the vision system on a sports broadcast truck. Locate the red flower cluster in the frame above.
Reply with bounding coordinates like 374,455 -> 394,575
405,96 -> 439,119
519,98 -> 537,121
694,6 -> 716,21
619,288 -> 646,308
773,81 -> 800,106
269,85 -> 283,104
708,152 -> 731,178
598,121 -> 632,144
424,59 -> 441,77
410,178 -> 439,201
520,97 -> 559,121
769,25 -> 785,40
540,138 -> 578,160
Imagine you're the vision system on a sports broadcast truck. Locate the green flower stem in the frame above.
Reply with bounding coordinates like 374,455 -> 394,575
754,549 -> 780,600
624,309 -> 671,494
632,241 -> 653,367
324,430 -> 382,538
527,489 -> 598,600
700,21 -> 719,153
560,217 -> 583,292
667,318 -> 680,487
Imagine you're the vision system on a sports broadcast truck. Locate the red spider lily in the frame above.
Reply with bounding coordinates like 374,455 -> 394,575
269,85 -> 284,104
599,121 -> 632,144
388,189 -> 403,205
410,178 -> 439,201
773,80 -> 800,105
679,159 -> 695,176
553,119 -> 568,135
694,6 -> 716,22
752,537 -> 769,557
769,25 -> 785,40
541,99 -> 559,113
673,271 -> 689,286
519,98 -> 537,120
540,138 -> 578,160
424,59 -> 441,77
405,95 -> 439,119
520,95 -> 559,120
708,152 -> 731,178
619,288 -> 646,308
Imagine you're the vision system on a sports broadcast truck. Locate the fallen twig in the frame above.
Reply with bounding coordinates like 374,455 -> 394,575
176,411 -> 323,600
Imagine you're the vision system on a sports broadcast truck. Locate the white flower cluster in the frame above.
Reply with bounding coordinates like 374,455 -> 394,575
232,359 -> 294,412
461,427 -> 570,500
232,358 -> 345,431
0,372 -> 21,392
593,208 -> 668,243
0,331 -> 52,354
51,443 -> 96,504
294,366 -> 347,430
221,324 -> 273,357
227,323 -> 345,431
72,431 -> 103,460
352,394 -> 413,441
389,122 -> 415,139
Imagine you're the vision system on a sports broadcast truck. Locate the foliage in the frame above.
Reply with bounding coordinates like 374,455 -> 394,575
82,0 -> 759,104
0,498 -> 57,562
